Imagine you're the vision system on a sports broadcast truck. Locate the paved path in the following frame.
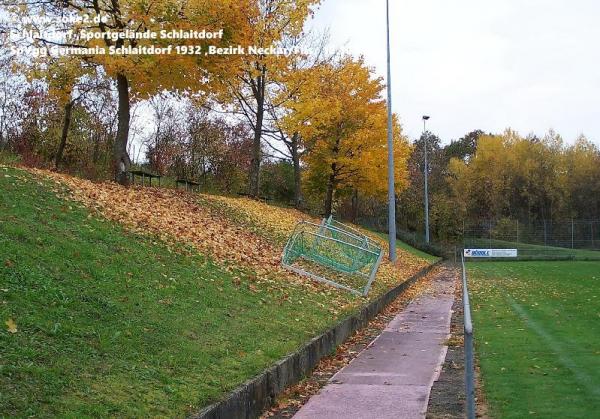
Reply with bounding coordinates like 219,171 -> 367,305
293,266 -> 456,419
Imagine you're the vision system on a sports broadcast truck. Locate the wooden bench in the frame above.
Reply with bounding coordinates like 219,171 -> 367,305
129,170 -> 162,187
176,178 -> 201,192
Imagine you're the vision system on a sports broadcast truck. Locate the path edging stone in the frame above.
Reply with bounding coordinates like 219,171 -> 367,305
192,260 -> 443,419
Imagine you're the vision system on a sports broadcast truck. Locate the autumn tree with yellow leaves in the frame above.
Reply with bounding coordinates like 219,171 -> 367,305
16,0 -> 255,183
283,56 -> 411,216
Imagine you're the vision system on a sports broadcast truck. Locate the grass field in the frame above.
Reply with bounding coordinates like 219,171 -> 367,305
0,166 -> 429,417
468,261 -> 600,418
465,238 -> 600,260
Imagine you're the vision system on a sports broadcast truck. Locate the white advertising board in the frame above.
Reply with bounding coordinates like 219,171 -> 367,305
463,249 -> 518,258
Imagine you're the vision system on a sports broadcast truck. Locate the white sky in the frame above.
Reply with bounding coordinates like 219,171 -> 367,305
307,0 -> 600,145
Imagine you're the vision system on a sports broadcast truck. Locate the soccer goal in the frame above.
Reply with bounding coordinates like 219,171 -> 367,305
281,216 -> 384,296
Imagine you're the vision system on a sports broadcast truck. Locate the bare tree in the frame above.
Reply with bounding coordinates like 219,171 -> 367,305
261,31 -> 334,208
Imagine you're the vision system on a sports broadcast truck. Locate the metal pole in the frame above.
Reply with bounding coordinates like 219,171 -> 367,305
462,254 -> 476,419
571,218 -> 575,249
385,0 -> 397,262
423,118 -> 430,243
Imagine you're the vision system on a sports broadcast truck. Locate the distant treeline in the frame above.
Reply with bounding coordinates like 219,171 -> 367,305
393,129 -> 600,243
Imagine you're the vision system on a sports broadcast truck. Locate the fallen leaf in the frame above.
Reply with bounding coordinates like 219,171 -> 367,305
5,318 -> 17,333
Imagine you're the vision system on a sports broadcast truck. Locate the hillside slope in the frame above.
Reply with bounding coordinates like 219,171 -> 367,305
1,166 -> 430,417
29,167 -> 427,297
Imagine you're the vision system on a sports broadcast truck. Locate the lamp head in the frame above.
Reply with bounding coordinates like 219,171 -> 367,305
422,115 -> 430,121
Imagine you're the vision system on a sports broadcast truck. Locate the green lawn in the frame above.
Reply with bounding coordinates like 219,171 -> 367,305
468,261 -> 600,418
0,167 -> 370,417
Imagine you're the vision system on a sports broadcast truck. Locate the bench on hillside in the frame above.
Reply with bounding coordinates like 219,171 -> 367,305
176,178 -> 201,192
129,170 -> 162,187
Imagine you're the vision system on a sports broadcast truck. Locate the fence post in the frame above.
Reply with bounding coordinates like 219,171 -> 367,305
571,218 -> 575,249
543,220 -> 547,247
516,219 -> 519,243
592,222 -> 596,249
489,219 -> 492,248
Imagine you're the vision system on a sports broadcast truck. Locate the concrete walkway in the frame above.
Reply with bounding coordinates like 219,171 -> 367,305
293,266 -> 456,419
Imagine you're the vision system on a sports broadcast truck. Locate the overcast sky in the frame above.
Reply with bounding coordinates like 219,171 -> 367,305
307,0 -> 600,145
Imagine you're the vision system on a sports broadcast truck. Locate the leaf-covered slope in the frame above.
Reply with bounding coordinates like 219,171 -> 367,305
28,168 -> 428,297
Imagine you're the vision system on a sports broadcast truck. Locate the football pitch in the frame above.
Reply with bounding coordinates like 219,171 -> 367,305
468,261 -> 600,418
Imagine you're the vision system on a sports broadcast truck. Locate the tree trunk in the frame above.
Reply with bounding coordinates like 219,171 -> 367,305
92,132 -> 101,164
249,70 -> 266,197
249,115 -> 262,196
114,73 -> 131,185
55,100 -> 73,170
291,132 -> 302,208
0,127 -> 6,151
351,188 -> 359,223
324,164 -> 337,217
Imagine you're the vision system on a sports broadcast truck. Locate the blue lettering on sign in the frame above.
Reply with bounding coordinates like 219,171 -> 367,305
472,250 -> 490,257
465,249 -> 518,258
464,249 -> 491,257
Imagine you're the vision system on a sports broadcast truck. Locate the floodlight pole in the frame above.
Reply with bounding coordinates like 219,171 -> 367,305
385,0 -> 397,262
423,115 -> 430,244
